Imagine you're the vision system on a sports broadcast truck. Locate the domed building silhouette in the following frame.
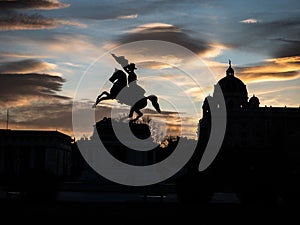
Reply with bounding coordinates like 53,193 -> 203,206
187,60 -> 300,205
218,60 -> 248,109
202,60 -> 252,114
200,60 -> 300,151
248,94 -> 260,108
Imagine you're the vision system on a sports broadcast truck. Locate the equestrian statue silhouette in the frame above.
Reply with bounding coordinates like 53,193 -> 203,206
92,54 -> 161,122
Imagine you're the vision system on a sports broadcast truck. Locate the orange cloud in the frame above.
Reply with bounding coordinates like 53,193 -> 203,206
141,109 -> 199,140
200,43 -> 229,59
205,57 -> 300,84
238,56 -> 300,83
266,56 -> 300,64
185,87 -> 208,102
137,61 -> 174,70
42,35 -> 100,56
0,52 -> 47,59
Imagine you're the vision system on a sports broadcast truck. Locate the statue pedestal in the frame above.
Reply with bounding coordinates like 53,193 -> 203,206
91,118 -> 155,166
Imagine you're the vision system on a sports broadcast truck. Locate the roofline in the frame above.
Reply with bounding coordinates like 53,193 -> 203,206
0,129 -> 72,140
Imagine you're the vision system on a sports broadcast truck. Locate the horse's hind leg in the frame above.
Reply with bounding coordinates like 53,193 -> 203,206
131,110 -> 143,122
128,107 -> 135,118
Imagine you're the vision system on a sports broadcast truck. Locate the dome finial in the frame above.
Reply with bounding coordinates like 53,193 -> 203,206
226,59 -> 234,76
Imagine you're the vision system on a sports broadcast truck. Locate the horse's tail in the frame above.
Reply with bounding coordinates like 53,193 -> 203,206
147,95 -> 161,113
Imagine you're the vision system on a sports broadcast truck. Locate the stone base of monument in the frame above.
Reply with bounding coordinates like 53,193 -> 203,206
91,117 -> 156,166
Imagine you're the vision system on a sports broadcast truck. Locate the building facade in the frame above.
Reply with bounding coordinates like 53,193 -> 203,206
0,130 -> 73,181
194,61 -> 300,202
199,61 -> 300,154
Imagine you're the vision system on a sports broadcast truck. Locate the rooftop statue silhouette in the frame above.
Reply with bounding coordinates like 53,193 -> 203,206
92,54 -> 161,122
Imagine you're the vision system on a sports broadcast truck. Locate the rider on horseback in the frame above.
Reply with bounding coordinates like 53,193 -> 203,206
123,63 -> 137,84
92,54 -> 161,122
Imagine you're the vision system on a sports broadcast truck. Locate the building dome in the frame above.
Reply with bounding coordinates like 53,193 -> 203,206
218,60 -> 246,94
218,75 -> 247,95
249,94 -> 260,108
214,60 -> 248,109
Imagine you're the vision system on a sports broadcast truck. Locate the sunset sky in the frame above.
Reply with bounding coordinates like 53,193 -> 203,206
0,0 -> 299,140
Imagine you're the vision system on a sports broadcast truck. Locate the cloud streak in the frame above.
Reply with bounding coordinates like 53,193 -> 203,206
0,59 -> 57,74
0,0 -> 69,10
0,52 -> 47,60
116,14 -> 138,19
0,1 -> 85,31
2,101 -> 108,137
271,37 -> 300,59
237,56 -> 300,83
240,18 -> 259,24
231,17 -> 300,59
0,12 -> 85,31
0,73 -> 69,107
117,23 -> 213,56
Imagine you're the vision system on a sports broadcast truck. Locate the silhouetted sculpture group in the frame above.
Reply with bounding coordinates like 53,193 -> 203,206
93,54 -> 161,122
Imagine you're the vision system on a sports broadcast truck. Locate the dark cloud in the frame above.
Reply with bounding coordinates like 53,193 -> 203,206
0,1 -> 83,31
0,71 -> 74,134
117,24 -> 211,55
272,38 -> 300,45
230,18 -> 300,58
271,38 -> 300,58
0,59 -> 55,73
0,12 -> 83,31
54,0 -> 212,21
51,1 -> 144,20
0,73 -> 69,105
0,72 -> 113,137
0,0 -> 69,10
0,12 -> 57,31
256,19 -> 300,58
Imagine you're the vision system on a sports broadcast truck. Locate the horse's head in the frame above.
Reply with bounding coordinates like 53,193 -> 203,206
109,69 -> 127,84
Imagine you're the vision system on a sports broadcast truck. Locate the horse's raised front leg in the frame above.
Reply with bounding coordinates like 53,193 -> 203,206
99,91 -> 110,99
98,95 -> 113,102
92,91 -> 110,108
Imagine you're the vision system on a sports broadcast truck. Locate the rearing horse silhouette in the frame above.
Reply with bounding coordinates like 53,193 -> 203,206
92,69 -> 161,122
